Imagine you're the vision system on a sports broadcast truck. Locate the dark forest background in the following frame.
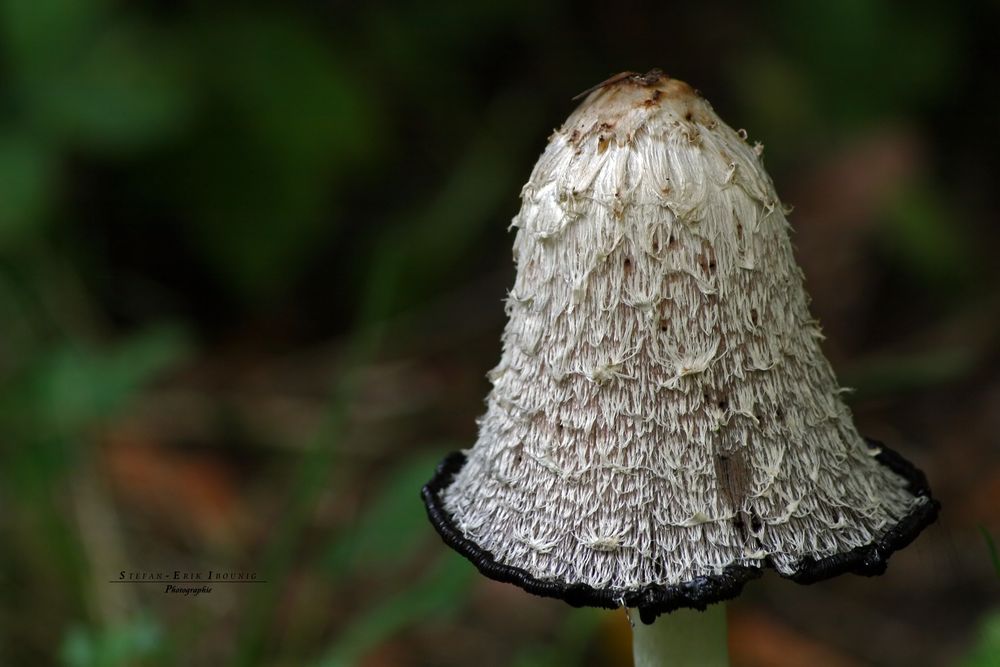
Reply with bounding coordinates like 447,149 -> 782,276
1,0 -> 998,665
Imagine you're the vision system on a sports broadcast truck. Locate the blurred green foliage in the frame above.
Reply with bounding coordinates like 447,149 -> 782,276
510,609 -> 606,667
0,129 -> 56,247
963,614 -> 1000,667
0,0 -> 996,665
983,528 -> 1000,579
961,529 -> 1000,667
881,184 -> 974,290
323,452 -> 449,580
61,614 -> 165,667
1,0 -> 192,154
177,9 -> 382,298
313,553 -> 474,667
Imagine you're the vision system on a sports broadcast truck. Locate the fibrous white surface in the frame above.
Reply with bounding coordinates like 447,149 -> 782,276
442,74 -> 927,592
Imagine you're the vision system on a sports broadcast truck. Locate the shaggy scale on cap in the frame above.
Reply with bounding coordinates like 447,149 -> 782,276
422,70 -> 938,623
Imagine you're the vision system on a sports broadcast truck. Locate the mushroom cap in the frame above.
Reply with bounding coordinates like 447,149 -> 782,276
422,70 -> 938,623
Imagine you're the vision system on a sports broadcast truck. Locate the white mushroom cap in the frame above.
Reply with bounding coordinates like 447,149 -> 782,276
423,70 -> 937,622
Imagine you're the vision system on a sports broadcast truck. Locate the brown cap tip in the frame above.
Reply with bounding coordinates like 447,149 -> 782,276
572,69 -> 695,101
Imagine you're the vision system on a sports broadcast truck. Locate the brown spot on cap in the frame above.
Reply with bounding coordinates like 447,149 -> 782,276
715,447 -> 751,514
641,89 -> 664,108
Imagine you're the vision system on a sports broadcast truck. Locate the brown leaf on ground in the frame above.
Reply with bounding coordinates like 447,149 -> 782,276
730,610 -> 862,667
102,428 -> 247,548
357,640 -> 409,667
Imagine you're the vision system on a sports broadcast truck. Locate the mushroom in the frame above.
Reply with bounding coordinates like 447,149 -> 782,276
422,69 -> 938,664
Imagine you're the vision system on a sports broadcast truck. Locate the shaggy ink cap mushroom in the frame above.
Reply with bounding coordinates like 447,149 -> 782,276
422,70 -> 939,624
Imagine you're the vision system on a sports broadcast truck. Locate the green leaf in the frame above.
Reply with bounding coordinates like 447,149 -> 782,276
6,324 -> 191,438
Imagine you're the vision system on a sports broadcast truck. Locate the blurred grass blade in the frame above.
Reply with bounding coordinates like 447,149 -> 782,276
511,609 -> 605,667
313,554 -> 474,667
323,450 -> 452,581
229,320 -> 386,667
352,87 -> 541,319
230,86 -> 537,665
980,526 -> 1000,580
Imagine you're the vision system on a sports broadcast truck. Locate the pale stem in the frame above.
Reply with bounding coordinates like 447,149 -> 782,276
628,604 -> 729,667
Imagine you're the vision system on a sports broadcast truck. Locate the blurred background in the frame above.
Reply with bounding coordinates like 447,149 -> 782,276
1,0 -> 998,665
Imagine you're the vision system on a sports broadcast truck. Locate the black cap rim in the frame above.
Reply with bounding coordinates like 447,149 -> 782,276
421,438 -> 939,624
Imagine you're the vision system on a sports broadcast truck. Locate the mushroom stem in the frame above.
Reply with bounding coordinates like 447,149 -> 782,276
628,604 -> 728,667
